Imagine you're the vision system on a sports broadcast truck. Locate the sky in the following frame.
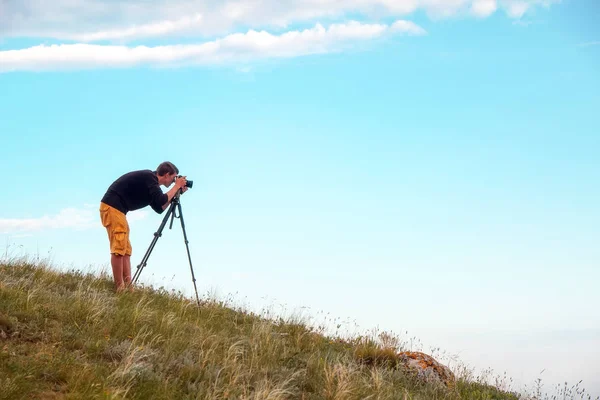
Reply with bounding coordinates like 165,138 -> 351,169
1,0 -> 599,397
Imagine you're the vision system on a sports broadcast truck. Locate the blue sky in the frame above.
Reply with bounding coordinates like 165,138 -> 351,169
1,0 -> 599,397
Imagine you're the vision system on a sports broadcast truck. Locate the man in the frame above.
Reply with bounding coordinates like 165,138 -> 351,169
99,161 -> 188,292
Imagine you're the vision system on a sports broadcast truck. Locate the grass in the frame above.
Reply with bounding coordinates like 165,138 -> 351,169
0,256 -> 597,400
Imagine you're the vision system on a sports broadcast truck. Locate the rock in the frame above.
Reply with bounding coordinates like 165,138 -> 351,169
397,351 -> 456,389
0,313 -> 13,338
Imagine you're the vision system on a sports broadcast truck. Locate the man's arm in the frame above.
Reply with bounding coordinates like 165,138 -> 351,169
162,176 -> 187,210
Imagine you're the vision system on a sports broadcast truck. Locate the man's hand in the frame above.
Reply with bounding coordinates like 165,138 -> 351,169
175,175 -> 187,189
162,175 -> 188,210
177,176 -> 189,194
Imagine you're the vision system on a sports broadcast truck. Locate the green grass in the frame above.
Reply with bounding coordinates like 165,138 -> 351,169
0,257 -> 596,400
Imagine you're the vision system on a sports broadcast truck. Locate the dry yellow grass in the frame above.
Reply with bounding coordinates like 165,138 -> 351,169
0,257 -> 595,400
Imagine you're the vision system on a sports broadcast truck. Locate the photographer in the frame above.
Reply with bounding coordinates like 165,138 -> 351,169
99,161 -> 188,292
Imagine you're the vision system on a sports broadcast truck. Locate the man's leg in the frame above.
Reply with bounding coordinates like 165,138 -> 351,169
123,255 -> 132,290
111,253 -> 125,291
101,202 -> 130,293
123,226 -> 133,291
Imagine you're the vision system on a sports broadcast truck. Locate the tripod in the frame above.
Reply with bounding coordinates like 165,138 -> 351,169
132,190 -> 201,306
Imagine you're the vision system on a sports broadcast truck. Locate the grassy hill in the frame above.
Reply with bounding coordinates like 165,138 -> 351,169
0,258 -> 593,400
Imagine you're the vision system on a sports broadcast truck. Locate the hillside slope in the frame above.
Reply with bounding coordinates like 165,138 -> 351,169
0,259 -> 529,399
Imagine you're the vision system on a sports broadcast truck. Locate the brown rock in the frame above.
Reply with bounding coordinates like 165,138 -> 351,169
0,313 -> 13,339
397,351 -> 456,389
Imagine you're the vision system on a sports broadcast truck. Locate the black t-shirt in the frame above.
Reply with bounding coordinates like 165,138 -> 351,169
101,169 -> 168,214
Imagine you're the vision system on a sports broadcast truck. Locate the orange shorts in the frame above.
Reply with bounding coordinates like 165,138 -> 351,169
99,202 -> 132,256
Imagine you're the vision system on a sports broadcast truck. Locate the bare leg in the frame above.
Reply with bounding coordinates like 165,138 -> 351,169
123,255 -> 132,291
111,254 -> 125,292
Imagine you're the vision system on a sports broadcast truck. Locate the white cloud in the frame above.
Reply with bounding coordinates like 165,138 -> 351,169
0,0 -> 560,42
127,210 -> 149,222
418,0 -> 471,19
471,0 -> 498,17
0,21 -> 423,73
504,0 -> 530,18
391,20 -> 428,35
73,13 -> 204,42
0,207 -> 148,234
498,0 -> 558,19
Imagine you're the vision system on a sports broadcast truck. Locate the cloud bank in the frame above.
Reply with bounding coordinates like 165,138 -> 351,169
0,0 -> 559,72
0,0 -> 559,42
0,207 -> 148,234
0,21 -> 425,73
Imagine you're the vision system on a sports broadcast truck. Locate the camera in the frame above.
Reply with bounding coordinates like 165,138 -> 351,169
178,175 -> 193,188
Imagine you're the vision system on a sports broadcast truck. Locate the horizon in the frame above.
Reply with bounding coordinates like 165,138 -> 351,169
1,0 -> 599,397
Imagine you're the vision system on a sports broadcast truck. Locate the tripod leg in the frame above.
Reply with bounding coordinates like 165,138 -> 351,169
176,201 -> 201,306
132,201 -> 177,284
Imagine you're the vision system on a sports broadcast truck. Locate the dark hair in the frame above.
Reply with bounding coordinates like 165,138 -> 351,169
156,161 -> 179,176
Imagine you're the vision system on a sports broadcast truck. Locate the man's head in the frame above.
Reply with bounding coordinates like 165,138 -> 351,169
156,161 -> 179,186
